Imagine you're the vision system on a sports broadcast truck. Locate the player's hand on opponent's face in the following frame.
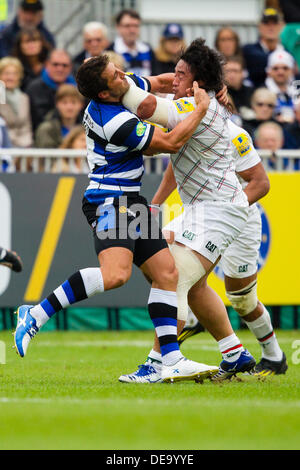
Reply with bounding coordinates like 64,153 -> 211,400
186,83 -> 228,108
192,82 -> 210,110
216,85 -> 228,107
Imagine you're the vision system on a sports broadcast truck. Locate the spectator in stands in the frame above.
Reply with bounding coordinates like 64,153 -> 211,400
153,23 -> 185,75
35,84 -> 84,148
25,49 -> 75,131
73,22 -> 109,75
51,125 -> 89,174
214,27 -> 243,61
105,51 -> 125,71
12,27 -> 53,90
224,56 -> 254,117
242,87 -> 277,138
227,94 -> 243,127
243,8 -> 284,88
255,120 -> 299,169
265,49 -> 296,123
279,0 -> 300,69
107,9 -> 155,76
0,57 -> 32,148
0,116 -> 13,172
0,0 -> 55,58
285,98 -> 300,148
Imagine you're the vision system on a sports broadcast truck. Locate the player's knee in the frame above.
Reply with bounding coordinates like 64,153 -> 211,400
188,280 -> 207,303
105,267 -> 132,289
157,262 -> 178,288
226,280 -> 258,317
169,244 -> 206,321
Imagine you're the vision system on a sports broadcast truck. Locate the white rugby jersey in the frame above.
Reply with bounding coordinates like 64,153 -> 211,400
167,96 -> 248,206
228,119 -> 261,188
228,119 -> 262,215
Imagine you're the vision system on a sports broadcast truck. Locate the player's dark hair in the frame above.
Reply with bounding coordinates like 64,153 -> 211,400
76,55 -> 109,101
179,38 -> 225,94
115,9 -> 141,25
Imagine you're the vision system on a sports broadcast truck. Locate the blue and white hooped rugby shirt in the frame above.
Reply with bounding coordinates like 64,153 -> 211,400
83,74 -> 154,205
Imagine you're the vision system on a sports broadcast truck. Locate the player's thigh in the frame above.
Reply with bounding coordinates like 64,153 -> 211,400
98,246 -> 133,289
225,272 -> 257,292
82,196 -> 135,288
174,202 -> 249,266
140,247 -> 178,289
221,206 -> 261,282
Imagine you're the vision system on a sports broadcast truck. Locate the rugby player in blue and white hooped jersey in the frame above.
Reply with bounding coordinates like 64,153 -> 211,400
13,55 -> 219,383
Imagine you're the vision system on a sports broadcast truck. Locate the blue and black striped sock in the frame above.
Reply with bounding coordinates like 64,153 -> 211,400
30,268 -> 104,327
148,288 -> 183,366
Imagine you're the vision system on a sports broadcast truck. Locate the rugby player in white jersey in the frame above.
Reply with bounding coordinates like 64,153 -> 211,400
13,55 -> 221,383
155,119 -> 287,378
119,39 -> 260,382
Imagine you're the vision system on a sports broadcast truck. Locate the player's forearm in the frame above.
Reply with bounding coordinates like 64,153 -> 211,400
122,84 -> 172,128
144,101 -> 208,155
243,179 -> 270,205
238,163 -> 270,205
147,73 -> 175,94
152,162 -> 177,205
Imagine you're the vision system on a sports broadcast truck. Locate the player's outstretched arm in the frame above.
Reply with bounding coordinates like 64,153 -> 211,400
237,162 -> 270,205
151,161 -> 177,206
144,83 -> 209,156
122,77 -> 190,128
146,73 -> 175,94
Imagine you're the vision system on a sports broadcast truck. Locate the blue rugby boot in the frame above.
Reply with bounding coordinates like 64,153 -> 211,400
119,363 -> 162,383
14,305 -> 39,357
211,349 -> 256,382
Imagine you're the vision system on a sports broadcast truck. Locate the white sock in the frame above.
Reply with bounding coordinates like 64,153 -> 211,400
146,349 -> 162,368
30,268 -> 104,328
0,248 -> 6,260
218,333 -> 244,363
244,306 -> 283,361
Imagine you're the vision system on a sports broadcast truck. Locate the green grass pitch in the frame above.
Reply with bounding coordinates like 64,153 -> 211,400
0,329 -> 300,450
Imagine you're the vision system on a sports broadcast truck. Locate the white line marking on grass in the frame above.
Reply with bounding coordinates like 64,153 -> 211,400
0,397 -> 300,408
34,340 -> 219,351
33,337 -> 297,349
36,340 -> 154,348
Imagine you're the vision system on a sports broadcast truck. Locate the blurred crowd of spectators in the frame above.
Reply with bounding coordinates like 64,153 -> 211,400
0,0 -> 300,173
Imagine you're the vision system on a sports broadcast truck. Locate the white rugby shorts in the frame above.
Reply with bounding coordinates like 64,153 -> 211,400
164,201 -> 250,265
220,205 -> 261,278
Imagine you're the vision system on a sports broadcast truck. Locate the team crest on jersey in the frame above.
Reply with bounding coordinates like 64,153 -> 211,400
175,99 -> 195,114
136,122 -> 147,137
213,203 -> 271,280
232,133 -> 251,157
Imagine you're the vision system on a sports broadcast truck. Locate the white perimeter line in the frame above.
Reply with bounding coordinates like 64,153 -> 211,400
0,397 -> 300,408
31,337 -> 297,348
